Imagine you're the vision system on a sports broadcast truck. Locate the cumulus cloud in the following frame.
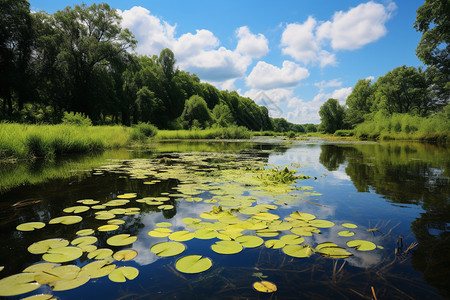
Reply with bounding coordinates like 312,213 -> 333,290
317,1 -> 397,50
314,79 -> 343,89
235,26 -> 269,58
246,61 -> 309,90
119,7 -> 269,84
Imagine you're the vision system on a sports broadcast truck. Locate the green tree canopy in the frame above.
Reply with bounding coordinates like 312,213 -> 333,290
345,79 -> 375,127
212,103 -> 235,127
319,98 -> 346,134
180,95 -> 212,129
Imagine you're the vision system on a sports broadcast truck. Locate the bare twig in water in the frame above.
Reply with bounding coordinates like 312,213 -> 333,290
306,200 -> 328,207
371,286 -> 378,300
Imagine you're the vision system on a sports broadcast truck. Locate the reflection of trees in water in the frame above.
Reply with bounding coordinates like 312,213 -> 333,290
319,142 -> 450,298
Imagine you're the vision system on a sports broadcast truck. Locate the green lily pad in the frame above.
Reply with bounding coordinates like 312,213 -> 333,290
148,228 -> 173,238
235,235 -> 264,248
116,193 -> 137,199
282,245 -> 313,258
347,240 -> 376,251
49,215 -> 82,225
308,220 -> 335,228
42,247 -> 83,263
256,229 -> 279,237
194,229 -> 217,239
76,229 -> 95,236
175,255 -> 212,274
290,226 -> 320,236
79,260 -> 116,278
87,248 -> 113,260
316,246 -> 352,258
169,231 -> 195,242
91,205 -> 106,210
95,213 -> 116,220
342,223 -> 358,229
280,234 -> 305,245
108,219 -> 125,225
253,280 -> 277,293
268,222 -> 292,231
113,250 -> 138,261
253,212 -> 280,221
50,276 -> 90,291
34,265 -> 80,284
181,217 -> 201,224
98,224 -> 119,232
156,222 -> 172,227
16,222 -> 46,232
108,266 -> 139,283
22,263 -> 55,273
290,211 -> 316,221
264,239 -> 286,249
157,204 -> 174,210
108,208 -> 126,215
104,199 -> 129,206
0,273 -> 40,296
150,242 -> 186,257
338,230 -> 355,237
77,199 -> 99,205
315,242 -> 338,251
63,206 -> 90,214
71,236 -> 97,247
20,294 -> 55,300
107,234 -> 137,246
211,240 -> 243,254
28,238 -> 69,254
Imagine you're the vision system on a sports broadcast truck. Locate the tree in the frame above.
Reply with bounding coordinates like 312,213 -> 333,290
180,95 -> 212,128
212,103 -> 235,127
319,98 -> 346,134
158,48 -> 177,82
373,66 -> 432,115
345,79 -> 375,126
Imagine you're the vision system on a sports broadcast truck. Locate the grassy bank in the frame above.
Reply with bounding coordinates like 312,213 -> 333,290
155,126 -> 252,140
0,123 -> 132,160
354,112 -> 450,143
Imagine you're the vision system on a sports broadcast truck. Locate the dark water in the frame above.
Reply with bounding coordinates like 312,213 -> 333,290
0,139 -> 448,299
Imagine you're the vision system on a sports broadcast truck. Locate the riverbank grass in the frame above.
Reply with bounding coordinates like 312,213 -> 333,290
155,126 -> 251,140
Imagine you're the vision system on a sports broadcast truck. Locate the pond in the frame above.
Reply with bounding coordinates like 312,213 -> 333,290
0,138 -> 448,299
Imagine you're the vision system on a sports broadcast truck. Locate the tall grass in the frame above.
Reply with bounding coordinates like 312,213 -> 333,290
354,112 -> 450,143
0,123 -> 131,159
155,126 -> 252,140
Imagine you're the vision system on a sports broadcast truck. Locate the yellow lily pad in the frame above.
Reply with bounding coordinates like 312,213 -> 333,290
347,240 -> 376,251
253,281 -> 277,293
181,217 -> 201,224
76,229 -> 95,236
290,211 -> 316,221
235,235 -> 264,248
28,238 -> 69,254
113,250 -> 138,261
98,224 -> 119,232
150,242 -> 186,257
49,215 -> 82,225
175,255 -> 212,274
290,226 -> 320,236
77,199 -> 99,205
107,234 -> 137,246
148,228 -> 173,238
338,230 -> 355,237
87,248 -> 113,260
280,234 -> 305,245
342,223 -> 358,229
264,239 -> 286,249
0,273 -> 40,296
108,266 -> 139,283
21,294 -> 56,300
22,263 -> 55,273
116,193 -> 137,199
194,228 -> 217,239
42,247 -> 83,263
104,199 -> 129,206
308,220 -> 335,228
16,222 -> 46,232
169,231 -> 195,242
316,246 -> 352,258
95,213 -> 116,220
255,229 -> 279,237
50,276 -> 90,291
156,222 -> 172,227
63,206 -> 90,214
71,236 -> 97,247
282,245 -> 313,258
108,219 -> 125,225
253,212 -> 280,221
34,265 -> 80,284
211,240 -> 243,254
79,260 -> 116,278
157,204 -> 174,210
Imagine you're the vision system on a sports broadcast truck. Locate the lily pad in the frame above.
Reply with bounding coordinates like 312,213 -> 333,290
235,235 -> 264,248
290,211 -> 316,221
315,242 -> 338,251
290,226 -> 320,236
79,260 -> 116,278
107,234 -> 137,246
50,276 -> 90,291
22,263 -> 55,273
156,222 -> 172,227
150,242 -> 186,257
116,193 -> 137,199
42,247 -> 83,263
108,266 -> 139,283
347,240 -> 376,251
282,245 -> 313,258
157,204 -> 174,210
148,228 -> 173,238
16,222 -> 46,232
317,246 -> 352,258
87,248 -> 113,260
28,238 -> 69,254
308,220 -> 335,228
113,250 -> 138,261
77,199 -> 99,205
20,294 -> 55,300
71,236 -> 97,247
108,219 -> 125,225
280,234 -> 305,245
169,231 -> 195,242
98,224 -> 119,232
253,281 -> 277,293
63,206 -> 90,214
0,273 -> 40,296
104,199 -> 129,207
256,229 -> 279,237
253,212 -> 280,221
175,255 -> 212,274
76,229 -> 95,236
34,265 -> 80,284
194,229 -> 217,239
49,215 -> 82,225
95,213 -> 116,220
338,230 -> 355,237
264,239 -> 286,249
211,241 -> 243,254
181,217 -> 201,224
342,223 -> 358,229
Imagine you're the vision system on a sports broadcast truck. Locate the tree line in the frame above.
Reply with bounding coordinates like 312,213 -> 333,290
0,1 -> 306,132
319,0 -> 449,134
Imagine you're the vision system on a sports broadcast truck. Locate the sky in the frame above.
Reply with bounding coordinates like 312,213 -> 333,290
29,0 -> 425,124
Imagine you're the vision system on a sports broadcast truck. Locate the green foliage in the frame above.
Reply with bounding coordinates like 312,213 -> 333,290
286,131 -> 296,139
304,124 -> 318,133
345,79 -> 375,126
61,112 -> 92,126
156,126 -> 251,140
319,98 -> 347,134
212,103 -> 235,127
180,95 -> 212,129
130,122 -> 158,142
334,129 -> 354,137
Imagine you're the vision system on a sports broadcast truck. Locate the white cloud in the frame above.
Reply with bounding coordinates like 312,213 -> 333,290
235,26 -> 269,58
246,61 -> 309,90
315,79 -> 342,89
365,76 -> 375,81
317,1 -> 396,50
173,30 -> 219,59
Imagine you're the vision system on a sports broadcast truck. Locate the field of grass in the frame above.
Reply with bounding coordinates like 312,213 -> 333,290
0,123 -> 132,160
354,112 -> 450,143
155,126 -> 252,140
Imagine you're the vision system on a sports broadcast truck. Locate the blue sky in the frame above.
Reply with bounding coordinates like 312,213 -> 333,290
29,0 -> 425,124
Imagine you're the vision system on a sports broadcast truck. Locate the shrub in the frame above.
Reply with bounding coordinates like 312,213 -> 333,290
334,130 -> 354,137
130,122 -> 158,141
61,112 -> 92,126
